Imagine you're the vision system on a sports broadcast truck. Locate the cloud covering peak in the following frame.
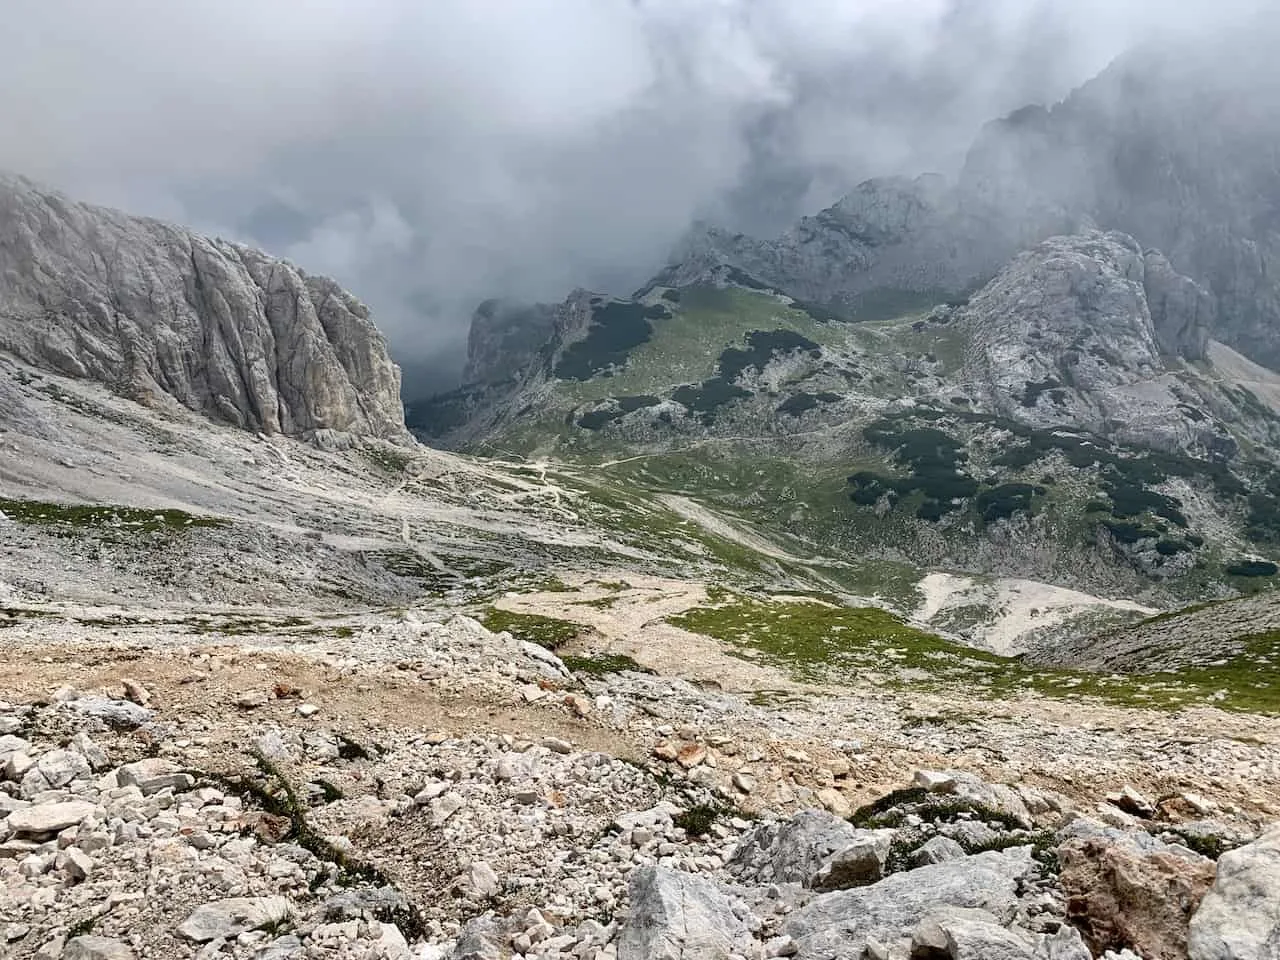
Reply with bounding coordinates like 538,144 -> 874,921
1,0 -> 1266,387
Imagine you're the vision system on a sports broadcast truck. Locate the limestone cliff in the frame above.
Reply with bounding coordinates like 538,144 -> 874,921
0,174 -> 406,440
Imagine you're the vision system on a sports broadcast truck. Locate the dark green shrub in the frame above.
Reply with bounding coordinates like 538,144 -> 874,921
1226,560 -> 1278,578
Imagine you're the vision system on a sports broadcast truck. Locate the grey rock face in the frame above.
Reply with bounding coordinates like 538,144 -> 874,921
959,35 -> 1280,372
63,697 -> 155,728
6,799 -> 96,835
464,299 -> 558,386
960,232 -> 1237,458
727,809 -> 863,887
784,848 -> 1035,959
0,174 -> 405,441
176,896 -> 293,942
809,830 -> 896,891
912,836 -> 969,866
911,908 -> 1078,960
1189,824 -> 1280,960
659,175 -> 1069,319
617,865 -> 752,960
62,936 -> 136,960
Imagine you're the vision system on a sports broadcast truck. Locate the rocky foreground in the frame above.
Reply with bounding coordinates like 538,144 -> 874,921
1,608 -> 1277,960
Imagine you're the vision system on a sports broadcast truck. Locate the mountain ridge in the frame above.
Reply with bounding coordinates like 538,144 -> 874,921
0,173 -> 407,443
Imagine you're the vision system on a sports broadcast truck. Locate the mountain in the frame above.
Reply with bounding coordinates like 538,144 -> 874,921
410,229 -> 1280,623
4,173 -> 1280,960
410,38 -> 1280,636
644,32 -> 1280,375
0,174 -> 406,443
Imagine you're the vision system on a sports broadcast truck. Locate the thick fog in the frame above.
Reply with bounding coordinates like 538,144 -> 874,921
0,0 -> 1266,389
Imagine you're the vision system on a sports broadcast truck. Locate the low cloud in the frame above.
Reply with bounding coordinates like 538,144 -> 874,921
0,0 -> 1266,390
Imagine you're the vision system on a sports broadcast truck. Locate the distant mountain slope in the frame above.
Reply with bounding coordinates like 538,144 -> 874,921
0,174 -> 406,441
411,232 -> 1280,615
652,33 -> 1280,373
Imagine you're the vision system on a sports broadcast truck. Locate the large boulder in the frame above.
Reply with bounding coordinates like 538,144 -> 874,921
1188,824 -> 1280,960
617,866 -> 753,960
1058,827 -> 1216,960
728,809 -> 864,887
911,908 -> 1092,960
784,847 -> 1036,958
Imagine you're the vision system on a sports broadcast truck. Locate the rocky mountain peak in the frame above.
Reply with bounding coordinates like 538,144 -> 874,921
0,174 -> 406,443
960,231 -> 1226,456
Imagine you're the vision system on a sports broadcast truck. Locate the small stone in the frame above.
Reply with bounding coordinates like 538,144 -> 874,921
236,691 -> 268,710
4,751 -> 33,781
469,860 -> 500,897
70,733 -> 110,772
676,744 -> 707,769
732,773 -> 757,794
912,836 -> 967,865
118,758 -> 195,796
1106,785 -> 1156,819
58,846 -> 94,881
177,897 -> 293,942
652,742 -> 679,762
564,694 -> 591,717
431,793 -> 464,825
121,678 -> 151,707
34,749 -> 91,788
7,800 -> 96,835
764,935 -> 799,958
913,770 -> 957,792
65,697 -> 154,727
295,703 -> 319,718
542,737 -> 572,755
62,936 -> 136,960
817,788 -> 851,818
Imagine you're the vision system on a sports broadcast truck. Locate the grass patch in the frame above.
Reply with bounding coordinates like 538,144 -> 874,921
199,752 -> 427,940
561,652 -> 652,676
0,497 -> 227,533
479,607 -> 583,650
670,590 -> 1280,715
674,803 -> 727,838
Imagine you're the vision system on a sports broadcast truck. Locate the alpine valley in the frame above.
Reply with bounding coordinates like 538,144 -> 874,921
3,27 -> 1280,960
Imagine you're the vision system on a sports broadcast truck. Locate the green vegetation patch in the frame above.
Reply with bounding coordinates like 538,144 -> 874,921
674,329 -> 823,425
777,391 -> 842,416
851,420 -> 978,519
668,591 -> 980,683
671,590 -> 1280,715
577,395 -> 661,431
976,483 -> 1047,523
1225,560 -> 1278,578
479,607 -> 583,650
0,497 -> 227,534
561,652 -> 653,676
555,301 -> 671,381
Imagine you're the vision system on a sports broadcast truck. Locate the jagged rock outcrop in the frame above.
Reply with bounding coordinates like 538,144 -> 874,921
959,25 -> 1280,371
0,174 -> 406,440
464,299 -> 558,387
960,231 -> 1232,457
656,175 -> 1061,318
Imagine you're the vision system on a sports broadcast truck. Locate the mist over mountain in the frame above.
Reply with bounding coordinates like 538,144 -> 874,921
2,0 -> 1268,392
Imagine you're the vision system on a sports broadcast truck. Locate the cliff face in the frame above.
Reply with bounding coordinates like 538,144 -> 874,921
0,175 -> 406,440
959,35 -> 1280,371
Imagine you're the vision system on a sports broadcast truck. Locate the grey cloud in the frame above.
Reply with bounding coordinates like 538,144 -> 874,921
0,0 -> 1267,391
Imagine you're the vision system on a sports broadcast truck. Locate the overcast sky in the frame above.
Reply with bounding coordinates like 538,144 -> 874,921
0,0 -> 1264,390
